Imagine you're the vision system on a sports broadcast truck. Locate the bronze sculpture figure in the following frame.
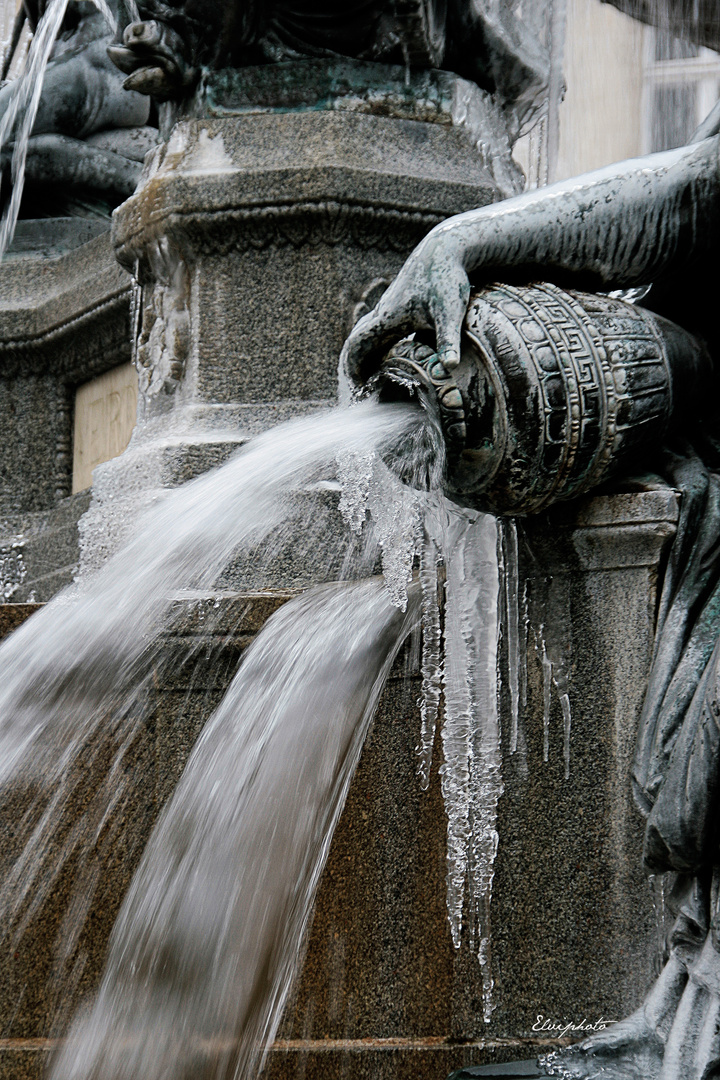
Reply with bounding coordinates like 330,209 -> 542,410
107,0 -> 549,135
0,0 -> 155,214
342,113 -> 720,1080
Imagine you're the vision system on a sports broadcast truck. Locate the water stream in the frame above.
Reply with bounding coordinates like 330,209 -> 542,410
0,377 -> 585,1069
0,394 -> 502,1077
50,578 -> 420,1080
0,402 -> 423,938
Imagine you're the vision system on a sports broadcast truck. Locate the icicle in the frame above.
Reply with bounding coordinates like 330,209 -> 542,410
559,691 -> 571,780
511,577 -> 529,776
440,516 -> 474,949
520,580 -> 529,711
439,508 -> 503,1021
465,515 -> 502,1022
337,449 -> 374,534
0,0 -> 71,261
0,0 -> 119,261
540,631 -> 552,763
367,459 -> 421,611
527,569 -> 574,776
545,0 -> 567,183
503,520 -> 520,754
417,532 -> 441,791
345,444 -> 504,1005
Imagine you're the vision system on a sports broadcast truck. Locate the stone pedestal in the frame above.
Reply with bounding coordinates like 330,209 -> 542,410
79,89 -> 508,572
0,59 -> 685,1080
0,485 -> 679,1079
0,227 -> 131,602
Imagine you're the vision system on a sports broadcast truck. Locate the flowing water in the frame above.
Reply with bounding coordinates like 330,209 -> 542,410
0,398 -> 462,1077
0,387 -> 523,1072
0,402 -> 425,943
50,578 -> 420,1080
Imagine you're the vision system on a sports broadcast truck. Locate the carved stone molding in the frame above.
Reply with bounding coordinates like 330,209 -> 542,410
0,290 -> 131,382
153,200 -> 444,262
112,111 -> 503,274
0,232 -> 131,383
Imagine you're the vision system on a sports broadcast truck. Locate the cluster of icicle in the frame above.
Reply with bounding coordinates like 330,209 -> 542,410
338,447 -> 504,1021
339,440 -> 575,1022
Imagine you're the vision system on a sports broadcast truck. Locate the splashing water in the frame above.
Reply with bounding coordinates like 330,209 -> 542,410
0,384 -> 513,1067
0,397 -> 456,1080
0,401 -> 425,967
0,0 -> 117,261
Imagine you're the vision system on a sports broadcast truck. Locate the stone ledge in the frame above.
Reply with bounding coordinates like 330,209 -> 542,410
262,1036 -> 573,1080
6,219 -> 110,261
113,112 -> 502,268
522,486 -> 680,573
191,61 -> 502,132
185,60 -> 523,199
0,1035 -> 575,1080
0,590 -> 421,679
0,232 -> 129,372
565,487 -> 680,528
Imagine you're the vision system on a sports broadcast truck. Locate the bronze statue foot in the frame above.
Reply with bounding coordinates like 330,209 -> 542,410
107,20 -> 197,101
537,943 -> 720,1080
655,934 -> 720,1080
539,952 -> 691,1078
540,1011 -> 664,1079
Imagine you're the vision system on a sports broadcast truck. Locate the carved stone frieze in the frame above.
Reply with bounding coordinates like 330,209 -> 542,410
170,201 -> 446,257
135,249 -> 191,396
115,198 -> 460,276
112,110 -> 503,275
0,292 -> 131,382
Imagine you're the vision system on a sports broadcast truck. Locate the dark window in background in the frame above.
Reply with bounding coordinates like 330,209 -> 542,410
649,31 -> 720,151
651,83 -> 698,148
